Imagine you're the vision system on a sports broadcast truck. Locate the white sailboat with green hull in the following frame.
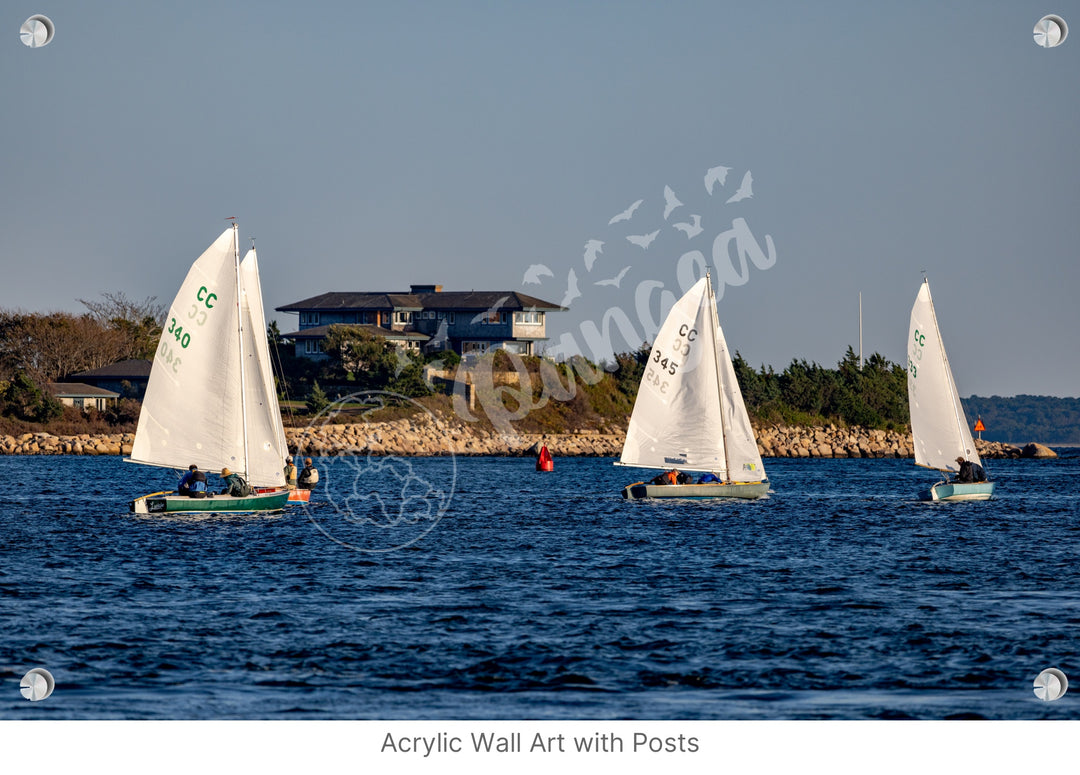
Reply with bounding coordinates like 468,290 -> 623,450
128,224 -> 290,513
907,278 -> 994,502
617,272 -> 769,500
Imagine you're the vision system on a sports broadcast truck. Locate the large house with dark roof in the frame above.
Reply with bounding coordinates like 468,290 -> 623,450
276,284 -> 564,360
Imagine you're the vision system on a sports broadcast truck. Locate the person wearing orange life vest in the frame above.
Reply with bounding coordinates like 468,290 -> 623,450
651,469 -> 690,485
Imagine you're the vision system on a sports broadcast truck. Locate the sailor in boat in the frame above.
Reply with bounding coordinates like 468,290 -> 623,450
177,464 -> 208,498
220,468 -> 252,497
650,469 -> 692,485
284,457 -> 298,488
954,456 -> 987,483
298,458 -> 319,490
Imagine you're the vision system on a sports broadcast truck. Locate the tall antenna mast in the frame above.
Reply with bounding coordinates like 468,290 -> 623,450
858,291 -> 863,370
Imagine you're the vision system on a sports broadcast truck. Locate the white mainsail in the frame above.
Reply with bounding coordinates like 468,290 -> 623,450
907,279 -> 980,472
618,276 -> 766,481
129,227 -> 287,486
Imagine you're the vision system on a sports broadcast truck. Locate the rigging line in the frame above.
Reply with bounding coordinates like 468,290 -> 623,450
268,324 -> 297,428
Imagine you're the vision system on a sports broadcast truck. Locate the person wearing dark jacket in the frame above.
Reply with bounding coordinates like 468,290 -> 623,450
220,467 -> 251,497
298,458 -> 319,490
955,456 -> 987,483
178,465 -> 208,497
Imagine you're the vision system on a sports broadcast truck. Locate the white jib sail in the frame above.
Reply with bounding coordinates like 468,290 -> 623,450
129,228 -> 251,478
907,279 -> 980,472
239,248 -> 288,487
713,311 -> 767,482
619,277 -> 728,474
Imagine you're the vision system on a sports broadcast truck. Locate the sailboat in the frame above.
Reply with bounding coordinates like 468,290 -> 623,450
128,224 -> 292,513
907,278 -> 994,501
617,272 -> 769,499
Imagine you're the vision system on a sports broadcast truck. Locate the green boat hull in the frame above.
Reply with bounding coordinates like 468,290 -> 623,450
131,489 -> 291,514
622,480 -> 770,500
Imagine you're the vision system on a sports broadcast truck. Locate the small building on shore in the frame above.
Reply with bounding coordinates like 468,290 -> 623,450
46,382 -> 120,411
65,359 -> 152,399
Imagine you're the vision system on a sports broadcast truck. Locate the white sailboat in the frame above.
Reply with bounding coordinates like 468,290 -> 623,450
617,272 -> 769,499
907,278 -> 994,501
128,224 -> 291,513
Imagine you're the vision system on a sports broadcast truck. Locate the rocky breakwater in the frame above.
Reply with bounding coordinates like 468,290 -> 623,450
0,422 -> 1058,460
285,417 -> 624,458
755,424 -> 1050,459
0,432 -> 134,456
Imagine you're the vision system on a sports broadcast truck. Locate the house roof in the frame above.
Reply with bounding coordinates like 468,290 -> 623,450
280,324 -> 430,342
46,382 -> 121,399
69,359 -> 152,379
276,290 -> 564,313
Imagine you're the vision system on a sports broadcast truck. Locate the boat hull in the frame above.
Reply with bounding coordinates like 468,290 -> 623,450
920,482 -> 995,502
255,486 -> 311,503
622,481 -> 770,500
130,489 -> 291,514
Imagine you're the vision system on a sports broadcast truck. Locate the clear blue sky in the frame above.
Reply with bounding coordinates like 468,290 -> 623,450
2,1 -> 1077,397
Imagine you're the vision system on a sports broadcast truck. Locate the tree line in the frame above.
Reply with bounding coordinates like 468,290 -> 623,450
0,293 -> 163,423
14,306 -> 1055,440
962,395 -> 1080,444
614,343 -> 910,430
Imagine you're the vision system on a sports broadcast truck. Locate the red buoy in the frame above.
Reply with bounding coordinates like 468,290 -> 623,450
536,444 -> 554,471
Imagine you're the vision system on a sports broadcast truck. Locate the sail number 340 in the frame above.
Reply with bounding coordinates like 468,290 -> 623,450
159,285 -> 217,374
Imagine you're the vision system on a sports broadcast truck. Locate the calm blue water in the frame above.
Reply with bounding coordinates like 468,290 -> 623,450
1,450 -> 1079,720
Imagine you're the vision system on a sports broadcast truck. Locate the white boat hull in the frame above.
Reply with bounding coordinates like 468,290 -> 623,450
920,482 -> 995,502
622,480 -> 769,500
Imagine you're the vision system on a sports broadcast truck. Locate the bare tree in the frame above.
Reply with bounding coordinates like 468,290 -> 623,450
0,310 -> 127,383
79,291 -> 166,361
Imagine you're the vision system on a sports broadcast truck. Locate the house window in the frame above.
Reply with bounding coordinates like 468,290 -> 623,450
462,341 -> 489,354
393,311 -> 413,324
304,340 -> 324,354
514,311 -> 543,325
448,312 -> 455,324
300,312 -> 321,326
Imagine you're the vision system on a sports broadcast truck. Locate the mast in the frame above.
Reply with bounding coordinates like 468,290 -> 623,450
231,220 -> 251,478
706,270 -> 732,480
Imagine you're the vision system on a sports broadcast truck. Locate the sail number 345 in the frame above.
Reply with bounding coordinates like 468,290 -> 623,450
646,324 -> 697,394
159,285 -> 217,374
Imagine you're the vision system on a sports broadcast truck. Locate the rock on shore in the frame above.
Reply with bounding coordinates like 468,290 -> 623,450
0,421 -> 1056,460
